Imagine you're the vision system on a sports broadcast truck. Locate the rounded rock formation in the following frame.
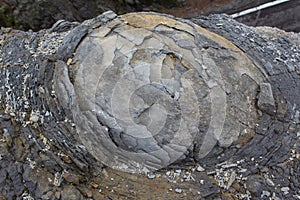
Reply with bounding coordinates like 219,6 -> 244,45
54,12 -> 266,173
1,11 -> 299,199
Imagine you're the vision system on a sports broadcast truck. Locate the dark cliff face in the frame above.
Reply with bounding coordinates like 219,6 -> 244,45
0,11 -> 299,199
1,0 -> 299,32
235,0 -> 300,32
0,0 -> 118,30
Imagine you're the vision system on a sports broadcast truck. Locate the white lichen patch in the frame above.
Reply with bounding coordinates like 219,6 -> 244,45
53,172 -> 63,187
26,157 -> 37,169
212,161 -> 248,190
29,110 -> 39,123
24,31 -> 67,57
21,192 -> 35,200
3,71 -> 15,116
39,134 -> 50,151
0,29 -> 67,128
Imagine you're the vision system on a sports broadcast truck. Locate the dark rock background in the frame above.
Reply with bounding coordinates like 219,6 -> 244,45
235,0 -> 300,32
0,0 -> 299,32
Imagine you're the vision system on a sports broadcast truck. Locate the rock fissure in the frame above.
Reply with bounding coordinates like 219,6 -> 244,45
0,11 -> 299,199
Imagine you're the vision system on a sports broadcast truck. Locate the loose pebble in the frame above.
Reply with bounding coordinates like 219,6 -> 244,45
197,165 -> 205,172
261,190 -> 271,197
147,173 -> 156,179
175,188 -> 182,193
281,187 -> 290,195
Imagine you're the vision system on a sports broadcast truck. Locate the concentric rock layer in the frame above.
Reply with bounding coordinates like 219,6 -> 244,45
54,13 -> 266,173
1,10 -> 300,199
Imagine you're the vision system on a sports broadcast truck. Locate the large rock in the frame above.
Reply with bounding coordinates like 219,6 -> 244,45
0,11 -> 299,199
55,12 -> 265,173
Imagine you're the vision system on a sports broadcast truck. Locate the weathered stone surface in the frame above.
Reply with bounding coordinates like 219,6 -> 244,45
0,11 -> 299,199
53,12 -> 265,173
61,185 -> 84,200
257,82 -> 276,115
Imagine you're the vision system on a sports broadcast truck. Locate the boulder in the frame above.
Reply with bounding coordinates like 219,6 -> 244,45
0,11 -> 299,199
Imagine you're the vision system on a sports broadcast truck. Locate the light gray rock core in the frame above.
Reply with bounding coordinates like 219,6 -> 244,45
54,13 -> 266,173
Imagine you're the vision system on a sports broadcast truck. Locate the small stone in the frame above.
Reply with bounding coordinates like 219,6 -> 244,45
92,189 -> 105,199
293,195 -> 300,199
79,187 -> 93,198
226,171 -> 236,189
257,83 -> 276,115
1,114 -> 10,121
196,165 -> 205,172
147,173 -> 156,179
91,182 -> 99,189
261,190 -> 271,198
207,171 -> 216,175
246,175 -> 264,196
239,168 -> 247,173
3,129 -> 12,147
67,58 -> 72,65
61,185 -> 84,200
175,188 -> 183,193
266,178 -> 275,187
281,187 -> 289,194
221,163 -> 237,169
62,171 -> 80,184
289,125 -> 296,133
223,192 -> 235,200
59,153 -> 72,164
41,191 -> 54,199
55,191 -> 61,199
174,171 -> 181,177
30,111 -> 40,123
21,192 -> 34,200
53,172 -> 63,187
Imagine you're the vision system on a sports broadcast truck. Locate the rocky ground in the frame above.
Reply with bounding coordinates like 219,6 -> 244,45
0,11 -> 299,200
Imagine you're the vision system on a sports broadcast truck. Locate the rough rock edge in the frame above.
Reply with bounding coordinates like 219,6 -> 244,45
0,12 -> 299,199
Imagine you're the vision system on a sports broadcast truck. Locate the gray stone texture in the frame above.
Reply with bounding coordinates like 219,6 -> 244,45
0,11 -> 299,199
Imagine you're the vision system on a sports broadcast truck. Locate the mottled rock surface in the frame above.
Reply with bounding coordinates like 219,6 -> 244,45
1,0 -> 299,32
57,12 -> 264,173
0,11 -> 299,199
